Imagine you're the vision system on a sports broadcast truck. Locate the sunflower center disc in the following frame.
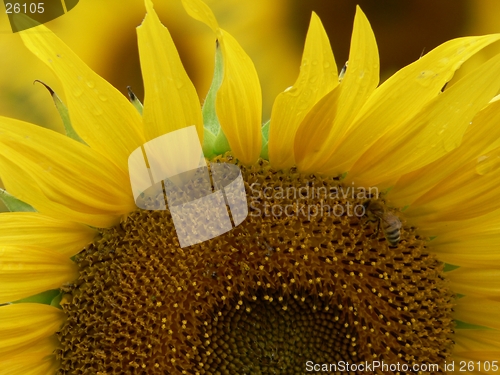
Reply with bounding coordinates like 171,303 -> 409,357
56,156 -> 455,375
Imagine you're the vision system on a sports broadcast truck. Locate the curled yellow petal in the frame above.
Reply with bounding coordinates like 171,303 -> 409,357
0,245 -> 78,304
0,117 -> 135,228
406,146 -> 500,223
138,0 -> 203,141
294,87 -> 341,164
296,6 -> 379,174
323,34 -> 500,176
391,97 -> 500,207
269,12 -> 337,169
349,51 -> 500,185
0,303 -> 65,358
215,30 -> 262,165
182,0 -> 262,165
181,0 -> 218,32
19,22 -> 144,172
0,212 -> 96,257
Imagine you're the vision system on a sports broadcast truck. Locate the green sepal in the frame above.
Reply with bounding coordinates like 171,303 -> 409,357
50,293 -> 64,309
260,120 -> 270,160
0,188 -> 35,212
202,40 -> 230,158
34,80 -> 86,144
443,263 -> 460,272
454,320 -> 492,330
12,289 -> 60,305
127,86 -> 143,115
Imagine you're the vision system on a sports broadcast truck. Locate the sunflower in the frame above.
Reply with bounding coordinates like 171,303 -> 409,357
1,0 -> 500,373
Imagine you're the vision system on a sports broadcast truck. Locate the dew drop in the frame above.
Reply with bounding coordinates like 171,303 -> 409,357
72,87 -> 83,97
309,75 -> 318,84
86,80 -> 95,88
98,94 -> 108,102
175,79 -> 184,90
476,155 -> 500,175
92,105 -> 103,116
323,62 -> 330,69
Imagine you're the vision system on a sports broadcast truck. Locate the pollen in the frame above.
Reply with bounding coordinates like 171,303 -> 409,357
55,155 -> 454,374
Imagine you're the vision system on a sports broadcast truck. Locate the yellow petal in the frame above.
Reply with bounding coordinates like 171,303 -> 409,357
215,30 -> 262,165
321,34 -> 500,176
181,0 -> 219,32
454,330 -> 500,358
0,212 -> 96,257
454,297 -> 500,330
0,117 -> 135,228
0,328 -> 60,374
424,210 -> 500,268
2,353 -> 58,375
390,98 -> 500,207
406,146 -> 500,223
349,52 -> 500,185
448,268 -> 500,297
453,328 -> 500,371
137,0 -> 203,142
297,6 -> 379,173
0,303 -> 65,358
0,245 -> 78,304
294,87 -> 341,164
182,0 -> 262,165
269,12 -> 337,169
19,23 -> 144,172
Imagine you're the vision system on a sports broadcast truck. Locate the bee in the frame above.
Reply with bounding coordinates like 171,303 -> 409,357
362,200 -> 402,246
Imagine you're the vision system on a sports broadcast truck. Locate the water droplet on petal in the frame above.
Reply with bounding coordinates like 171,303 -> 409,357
72,87 -> 83,97
175,79 -> 184,90
476,155 -> 500,175
86,80 -> 95,88
92,105 -> 103,116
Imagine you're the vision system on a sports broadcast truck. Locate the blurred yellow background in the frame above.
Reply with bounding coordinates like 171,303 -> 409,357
1,0 -> 499,134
